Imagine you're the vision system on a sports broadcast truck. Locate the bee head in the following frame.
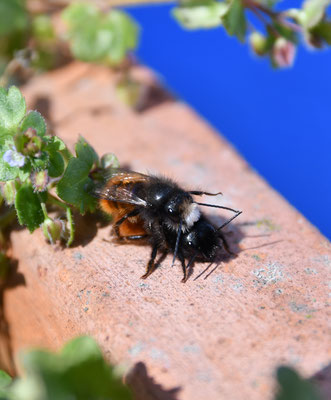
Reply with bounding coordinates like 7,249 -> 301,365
165,192 -> 200,229
182,219 -> 219,260
146,182 -> 200,230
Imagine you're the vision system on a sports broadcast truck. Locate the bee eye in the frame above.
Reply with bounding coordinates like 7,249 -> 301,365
167,206 -> 174,214
166,204 -> 180,221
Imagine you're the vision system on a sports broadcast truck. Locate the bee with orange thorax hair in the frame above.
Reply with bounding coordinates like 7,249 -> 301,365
91,168 -> 242,282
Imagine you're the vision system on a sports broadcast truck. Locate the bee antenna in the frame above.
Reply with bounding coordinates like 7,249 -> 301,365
195,203 -> 240,214
171,219 -> 183,268
216,211 -> 242,231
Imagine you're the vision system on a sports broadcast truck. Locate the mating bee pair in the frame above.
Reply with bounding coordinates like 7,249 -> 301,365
91,169 -> 242,282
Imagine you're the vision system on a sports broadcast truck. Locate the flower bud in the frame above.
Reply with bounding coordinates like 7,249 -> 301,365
2,181 -> 17,205
101,153 -> 120,169
272,38 -> 296,68
42,218 -> 64,244
249,32 -> 268,55
31,170 -> 49,192
116,79 -> 141,109
16,128 -> 43,156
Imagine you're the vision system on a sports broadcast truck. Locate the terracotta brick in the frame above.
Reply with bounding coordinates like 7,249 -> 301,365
2,62 -> 330,400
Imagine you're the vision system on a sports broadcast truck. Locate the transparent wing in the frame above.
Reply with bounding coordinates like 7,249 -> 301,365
90,168 -> 149,207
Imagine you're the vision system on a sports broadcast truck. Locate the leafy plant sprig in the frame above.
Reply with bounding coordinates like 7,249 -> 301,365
0,85 -> 118,246
62,3 -> 139,67
1,0 -> 331,89
173,0 -> 331,67
0,1 -> 139,89
0,336 -> 132,400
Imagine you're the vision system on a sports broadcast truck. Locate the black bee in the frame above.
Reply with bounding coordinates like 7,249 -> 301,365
91,168 -> 241,282
148,212 -> 242,282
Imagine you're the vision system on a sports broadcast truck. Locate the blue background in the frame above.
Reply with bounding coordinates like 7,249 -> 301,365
125,4 -> 331,239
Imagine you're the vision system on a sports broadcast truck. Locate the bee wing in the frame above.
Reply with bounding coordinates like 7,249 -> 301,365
90,168 -> 149,207
92,185 -> 148,207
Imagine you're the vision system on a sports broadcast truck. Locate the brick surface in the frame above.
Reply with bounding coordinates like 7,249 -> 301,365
3,62 -> 330,399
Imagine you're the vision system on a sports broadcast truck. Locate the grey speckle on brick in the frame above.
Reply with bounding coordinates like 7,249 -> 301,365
289,302 -> 308,313
304,267 -> 318,275
73,252 -> 84,261
182,344 -> 200,354
252,262 -> 285,286
128,341 -> 145,357
212,274 -> 224,284
312,255 -> 330,267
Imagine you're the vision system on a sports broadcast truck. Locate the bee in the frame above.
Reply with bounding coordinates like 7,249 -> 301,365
91,168 -> 241,282
162,212 -> 242,281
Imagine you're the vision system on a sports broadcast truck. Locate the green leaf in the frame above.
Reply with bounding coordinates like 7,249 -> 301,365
0,162 -> 19,181
275,366 -> 322,400
0,370 -> 11,388
56,136 -> 99,213
75,136 -> 99,170
0,86 -> 26,144
103,10 -> 139,64
0,158 -> 19,182
173,1 -> 228,29
62,3 -> 113,62
15,184 -> 45,232
44,136 -> 66,177
299,0 -> 331,29
61,336 -> 103,364
57,158 -> 96,214
18,166 -> 30,182
45,136 -> 66,152
71,24 -> 113,62
62,3 -> 99,30
20,111 -> 46,137
32,14 -> 55,41
0,369 -> 11,397
310,19 -> 331,44
48,151 -> 64,178
11,336 -> 132,400
62,3 -> 138,65
0,0 -> 28,36
222,0 -> 247,42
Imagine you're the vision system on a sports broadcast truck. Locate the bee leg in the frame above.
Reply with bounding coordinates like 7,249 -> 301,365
141,244 -> 158,279
114,209 -> 139,239
178,253 -> 188,283
156,251 -> 168,267
189,190 -> 222,196
218,231 -> 235,256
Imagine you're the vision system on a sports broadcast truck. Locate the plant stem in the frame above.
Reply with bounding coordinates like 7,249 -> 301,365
66,207 -> 74,246
244,0 -> 303,34
47,194 -> 70,211
40,201 -> 49,220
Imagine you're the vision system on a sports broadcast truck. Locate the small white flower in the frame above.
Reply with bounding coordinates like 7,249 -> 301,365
3,146 -> 26,168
